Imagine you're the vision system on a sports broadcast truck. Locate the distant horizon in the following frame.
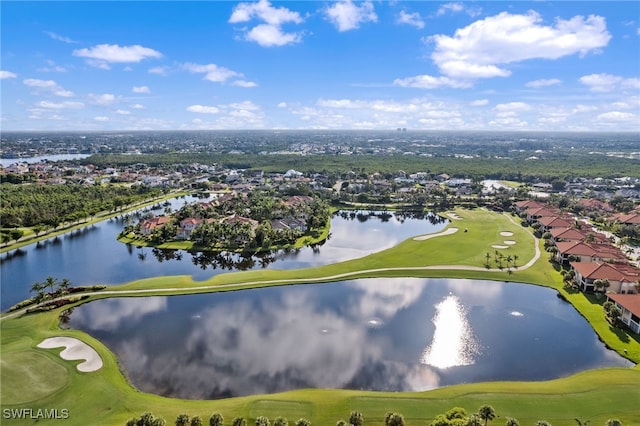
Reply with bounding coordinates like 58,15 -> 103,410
2,1 -> 638,131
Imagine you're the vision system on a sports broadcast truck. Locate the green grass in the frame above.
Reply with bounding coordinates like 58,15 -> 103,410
2,207 -> 639,425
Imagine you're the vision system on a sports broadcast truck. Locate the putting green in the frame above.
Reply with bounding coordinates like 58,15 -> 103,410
1,351 -> 69,405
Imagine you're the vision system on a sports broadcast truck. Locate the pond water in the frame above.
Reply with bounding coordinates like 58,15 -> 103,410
1,202 -> 445,310
67,278 -> 633,399
0,153 -> 92,167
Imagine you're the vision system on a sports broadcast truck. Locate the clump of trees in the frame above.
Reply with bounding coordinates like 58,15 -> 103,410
603,301 -> 622,326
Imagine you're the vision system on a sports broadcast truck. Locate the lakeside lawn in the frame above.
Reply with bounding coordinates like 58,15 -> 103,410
2,207 -> 639,425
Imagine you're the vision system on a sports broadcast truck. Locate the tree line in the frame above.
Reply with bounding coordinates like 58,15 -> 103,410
0,183 -> 162,229
82,152 -> 640,180
124,406 -> 626,426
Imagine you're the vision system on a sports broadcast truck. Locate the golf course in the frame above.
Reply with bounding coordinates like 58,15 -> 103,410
2,208 -> 639,425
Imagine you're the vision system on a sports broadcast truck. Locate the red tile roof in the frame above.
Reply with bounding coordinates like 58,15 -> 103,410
607,294 -> 640,317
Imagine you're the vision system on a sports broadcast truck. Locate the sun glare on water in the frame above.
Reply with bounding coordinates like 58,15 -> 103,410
420,295 -> 479,369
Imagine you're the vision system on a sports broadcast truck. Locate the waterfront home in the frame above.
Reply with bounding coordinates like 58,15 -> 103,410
606,293 -> 640,334
571,261 -> 640,293
140,216 -> 172,235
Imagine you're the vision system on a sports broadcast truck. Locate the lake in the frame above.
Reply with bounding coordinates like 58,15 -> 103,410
67,277 -> 633,399
1,204 -> 446,310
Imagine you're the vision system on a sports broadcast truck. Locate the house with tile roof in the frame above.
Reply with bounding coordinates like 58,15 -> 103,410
570,261 -> 640,293
606,293 -> 640,334
555,241 -> 627,264
140,216 -> 172,235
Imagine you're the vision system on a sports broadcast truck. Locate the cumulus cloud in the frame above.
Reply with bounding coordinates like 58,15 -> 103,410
245,23 -> 302,47
325,0 -> 377,32
596,111 -> 637,122
132,85 -> 150,93
148,66 -> 169,76
579,73 -> 639,92
73,44 -> 162,69
229,0 -> 304,47
469,99 -> 489,106
24,78 -> 74,97
1,70 -> 17,79
526,78 -> 562,88
187,105 -> 220,114
89,93 -> 119,105
397,11 -> 611,89
397,11 -> 425,29
183,63 -> 241,83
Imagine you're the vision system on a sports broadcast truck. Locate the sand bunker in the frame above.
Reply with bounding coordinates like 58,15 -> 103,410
37,337 -> 103,372
446,212 -> 462,220
413,227 -> 459,241
500,231 -> 514,237
504,240 -> 517,245
492,244 -> 509,249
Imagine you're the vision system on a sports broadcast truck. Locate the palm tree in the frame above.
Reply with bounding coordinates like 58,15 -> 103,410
294,419 -> 310,426
209,413 -> 224,426
536,422 -> 552,426
384,412 -> 405,426
485,252 -> 491,267
477,405 -> 496,426
605,419 -> 622,426
505,418 -> 519,426
574,419 -> 589,426
513,254 -> 519,267
191,417 -> 203,426
467,414 -> 483,426
30,281 -> 45,303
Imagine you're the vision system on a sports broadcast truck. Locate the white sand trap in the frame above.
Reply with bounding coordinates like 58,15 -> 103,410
492,244 -> 509,249
446,212 -> 462,220
413,227 -> 459,241
37,337 -> 103,372
500,231 -> 514,237
504,240 -> 517,245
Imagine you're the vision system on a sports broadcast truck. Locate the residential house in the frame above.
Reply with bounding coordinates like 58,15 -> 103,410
555,241 -> 627,263
271,217 -> 307,233
571,261 -> 640,293
537,216 -> 573,233
606,294 -> 640,334
550,227 -> 609,245
514,200 -> 545,214
177,217 -> 202,240
140,216 -> 172,235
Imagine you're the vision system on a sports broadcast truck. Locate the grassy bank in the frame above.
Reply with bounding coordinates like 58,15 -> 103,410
2,207 -> 639,425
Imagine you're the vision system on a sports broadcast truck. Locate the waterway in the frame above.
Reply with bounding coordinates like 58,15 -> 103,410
1,203 -> 445,310
67,277 -> 634,399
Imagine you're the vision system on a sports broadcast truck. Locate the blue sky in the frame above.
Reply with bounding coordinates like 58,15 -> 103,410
1,1 -> 639,131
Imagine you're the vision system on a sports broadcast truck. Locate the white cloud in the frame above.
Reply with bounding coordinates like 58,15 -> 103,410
89,93 -> 118,105
187,105 -> 220,114
37,60 -> 67,73
578,73 -> 639,92
436,2 -> 464,16
131,104 -> 145,110
427,11 -> 610,82
232,80 -> 258,88
229,0 -> 304,47
325,0 -> 377,32
596,111 -> 637,122
148,66 -> 169,76
23,78 -> 74,97
230,0 -> 303,26
36,100 -> 84,109
525,78 -> 562,88
44,31 -> 78,44
73,44 -> 162,68
393,74 -> 471,89
397,11 -> 424,29
245,24 -> 302,47
94,116 -> 110,122
183,63 -> 240,83
494,102 -> 531,112
1,70 -> 17,79
132,85 -> 150,94
229,101 -> 260,111
116,109 -> 131,115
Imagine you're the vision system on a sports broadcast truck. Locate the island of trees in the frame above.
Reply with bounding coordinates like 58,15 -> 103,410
120,190 -> 331,252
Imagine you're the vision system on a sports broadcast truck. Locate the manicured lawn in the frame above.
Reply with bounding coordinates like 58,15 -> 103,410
2,207 -> 639,425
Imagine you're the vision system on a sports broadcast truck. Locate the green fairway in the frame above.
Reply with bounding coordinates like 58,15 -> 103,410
2,207 -> 639,425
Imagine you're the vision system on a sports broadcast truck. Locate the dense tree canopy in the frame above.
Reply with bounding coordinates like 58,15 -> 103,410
0,183 -> 161,228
